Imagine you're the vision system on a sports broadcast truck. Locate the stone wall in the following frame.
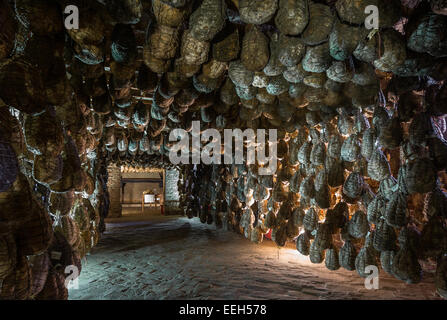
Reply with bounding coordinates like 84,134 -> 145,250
107,165 -> 122,218
165,168 -> 180,214
122,171 -> 163,204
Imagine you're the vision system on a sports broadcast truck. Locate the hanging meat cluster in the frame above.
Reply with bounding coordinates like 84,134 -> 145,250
0,0 -> 447,299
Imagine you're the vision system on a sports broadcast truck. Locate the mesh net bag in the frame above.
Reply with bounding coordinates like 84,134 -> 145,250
24,110 -> 64,157
16,197 -> 53,256
0,255 -> 31,300
326,201 -> 349,230
391,246 -> 422,284
144,49 -> 171,74
355,245 -> 378,278
236,84 -> 257,100
137,64 -> 158,94
341,135 -> 360,162
0,141 -> 18,193
327,134 -> 342,159
110,23 -> 137,64
0,0 -> 17,61
373,30 -> 407,72
288,170 -> 301,193
33,154 -> 63,186
309,240 -> 325,264
0,173 -> 35,222
303,207 -> 318,231
326,157 -> 345,188
152,0 -> 190,27
266,75 -> 289,96
35,269 -> 68,300
353,34 -> 378,64
339,240 -> 357,271
256,88 -> 276,104
66,5 -> 106,47
314,223 -> 333,250
252,72 -> 269,88
343,172 -> 364,199
133,102 -> 149,127
29,252 -> 50,298
420,216 -> 447,259
104,0 -> 142,24
277,201 -> 293,222
348,210 -> 369,239
301,2 -> 334,46
393,55 -> 436,77
376,117 -> 402,150
373,218 -> 397,252
408,112 -> 432,146
212,27 -> 240,62
148,24 -> 179,60
264,211 -> 277,229
329,19 -> 366,61
241,25 -> 270,72
427,82 -> 447,116
326,61 -> 353,83
404,158 -> 437,194
352,62 -> 377,86
0,233 -> 16,283
310,142 -> 326,166
239,0 -> 278,25
367,195 -> 385,224
283,63 -> 308,84
423,187 -> 447,219
298,141 -> 312,165
336,0 -> 373,25
49,191 -> 75,217
180,29 -> 210,66
193,74 -> 221,93
202,59 -> 227,79
277,35 -> 306,68
229,60 -> 254,88
336,0 -> 401,28
325,247 -> 341,271
275,0 -> 308,35
160,0 -> 188,7
54,216 -> 80,248
272,223 -> 287,247
0,59 -> 46,114
189,0 -> 226,42
430,0 -> 447,15
367,148 -> 391,181
296,232 -> 310,256
436,254 -> 447,299
302,43 -> 332,73
380,250 -> 395,275
272,182 -> 288,202
220,78 -> 239,105
263,36 -> 286,77
303,72 -> 327,88
14,0 -> 63,35
361,127 -> 376,161
407,13 -> 447,58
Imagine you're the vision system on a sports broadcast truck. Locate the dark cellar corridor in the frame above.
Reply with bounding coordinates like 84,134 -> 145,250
1,0 -> 447,303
